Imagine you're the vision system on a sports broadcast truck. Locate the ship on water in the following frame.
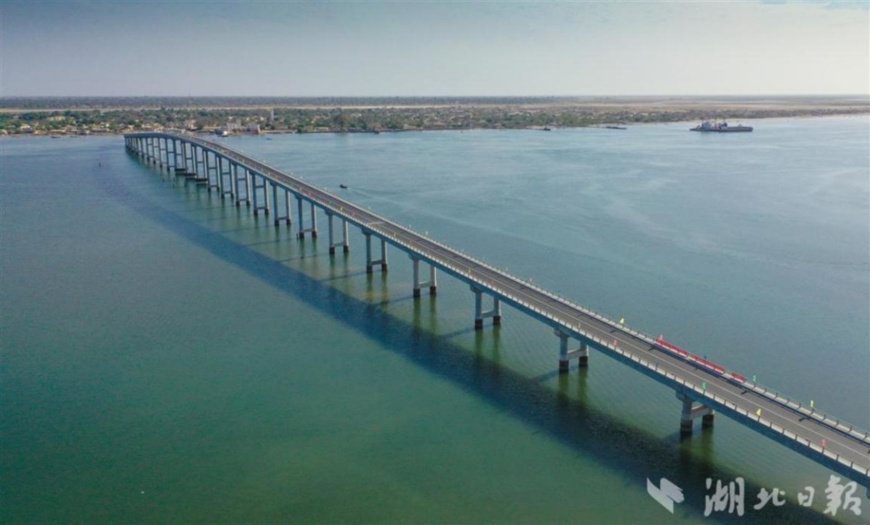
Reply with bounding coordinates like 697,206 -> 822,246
690,120 -> 753,132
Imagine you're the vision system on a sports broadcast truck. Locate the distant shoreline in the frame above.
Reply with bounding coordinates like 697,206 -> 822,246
4,113 -> 869,140
1,96 -> 866,137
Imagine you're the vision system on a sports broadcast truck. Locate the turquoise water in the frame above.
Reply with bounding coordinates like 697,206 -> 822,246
1,117 -> 868,524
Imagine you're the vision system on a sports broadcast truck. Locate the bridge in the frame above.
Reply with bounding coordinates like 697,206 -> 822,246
125,132 -> 870,489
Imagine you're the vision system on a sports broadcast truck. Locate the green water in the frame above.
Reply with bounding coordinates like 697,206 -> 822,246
1,117 -> 868,524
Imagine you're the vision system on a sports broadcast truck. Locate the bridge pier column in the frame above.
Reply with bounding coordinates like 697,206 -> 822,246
327,213 -> 349,254
188,145 -> 196,175
157,138 -> 165,169
252,172 -> 259,212
295,196 -> 318,239
162,137 -> 170,169
185,142 -> 194,174
364,231 -> 387,273
472,287 -> 501,330
207,152 -> 220,191
216,156 -> 225,195
186,145 -> 195,175
167,139 -> 176,173
677,392 -> 714,435
196,147 -> 208,183
228,162 -> 238,200
555,329 -> 589,372
194,146 -> 201,177
272,186 -> 291,226
202,150 -> 212,186
252,174 -> 269,216
166,138 -> 173,170
235,166 -> 250,207
702,413 -> 715,428
411,257 -> 437,297
271,182 -> 278,221
172,139 -> 181,172
173,140 -> 181,172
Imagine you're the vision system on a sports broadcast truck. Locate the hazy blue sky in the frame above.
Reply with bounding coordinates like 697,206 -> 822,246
1,0 -> 867,97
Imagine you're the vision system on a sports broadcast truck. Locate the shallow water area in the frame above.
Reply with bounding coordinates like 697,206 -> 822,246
1,116 -> 868,524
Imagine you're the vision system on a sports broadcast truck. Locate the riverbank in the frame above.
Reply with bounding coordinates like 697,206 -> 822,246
1,95 -> 866,136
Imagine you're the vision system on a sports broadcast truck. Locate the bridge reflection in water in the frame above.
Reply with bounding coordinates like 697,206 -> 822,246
125,132 -> 870,489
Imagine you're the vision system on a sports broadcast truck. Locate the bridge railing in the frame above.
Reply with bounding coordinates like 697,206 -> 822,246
600,339 -> 870,478
742,383 -> 870,445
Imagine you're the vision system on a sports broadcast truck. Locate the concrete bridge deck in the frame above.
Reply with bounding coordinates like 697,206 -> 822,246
125,132 -> 870,488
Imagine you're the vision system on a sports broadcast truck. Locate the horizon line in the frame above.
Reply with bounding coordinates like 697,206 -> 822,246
2,94 -> 869,100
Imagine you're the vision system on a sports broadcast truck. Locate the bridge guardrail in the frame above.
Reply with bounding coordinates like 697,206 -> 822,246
622,348 -> 870,478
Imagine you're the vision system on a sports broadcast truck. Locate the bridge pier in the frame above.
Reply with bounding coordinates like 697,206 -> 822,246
207,151 -> 220,191
163,137 -> 171,170
193,146 -> 200,178
221,158 -> 234,199
171,139 -> 181,172
216,156 -> 225,195
166,139 -> 176,173
472,287 -> 501,330
185,142 -> 194,174
327,213 -> 349,254
556,329 -> 589,372
677,392 -> 714,435
364,231 -> 388,273
195,147 -> 208,184
411,257 -> 437,297
185,146 -> 201,179
192,146 -> 201,179
271,183 -> 291,226
201,149 -> 211,185
157,138 -> 167,169
235,165 -> 250,207
145,138 -> 154,164
252,174 -> 269,216
184,144 -> 194,175
295,196 -> 318,239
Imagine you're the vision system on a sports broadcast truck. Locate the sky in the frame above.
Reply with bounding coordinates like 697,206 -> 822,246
0,0 -> 868,97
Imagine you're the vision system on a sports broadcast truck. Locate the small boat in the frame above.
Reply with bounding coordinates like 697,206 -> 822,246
604,125 -> 627,130
339,184 -> 348,189
691,120 -> 752,132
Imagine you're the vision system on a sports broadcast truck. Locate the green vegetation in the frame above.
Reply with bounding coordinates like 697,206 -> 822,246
0,96 -> 866,136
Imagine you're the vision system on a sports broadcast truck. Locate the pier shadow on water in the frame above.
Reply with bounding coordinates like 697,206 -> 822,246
102,158 -> 840,524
